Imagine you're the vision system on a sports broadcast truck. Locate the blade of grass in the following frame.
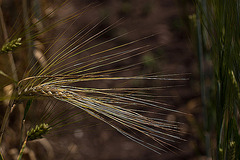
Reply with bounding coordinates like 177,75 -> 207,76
0,152 -> 4,160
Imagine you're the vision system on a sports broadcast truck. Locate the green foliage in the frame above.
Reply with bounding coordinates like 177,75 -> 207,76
23,99 -> 33,120
196,0 -> 240,159
0,152 -> 4,160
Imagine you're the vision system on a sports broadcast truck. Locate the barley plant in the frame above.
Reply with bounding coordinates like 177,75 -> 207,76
195,0 -> 240,159
0,0 -> 187,159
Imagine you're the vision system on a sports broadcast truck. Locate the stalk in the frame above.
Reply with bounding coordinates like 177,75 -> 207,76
0,4 -> 18,145
197,0 -> 240,159
196,1 -> 211,157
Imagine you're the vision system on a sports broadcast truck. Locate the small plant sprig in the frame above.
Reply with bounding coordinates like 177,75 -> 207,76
0,38 -> 22,54
27,123 -> 51,141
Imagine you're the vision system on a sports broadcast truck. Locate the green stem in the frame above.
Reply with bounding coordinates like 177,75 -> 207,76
0,151 -> 4,160
17,137 -> 27,160
196,0 -> 211,158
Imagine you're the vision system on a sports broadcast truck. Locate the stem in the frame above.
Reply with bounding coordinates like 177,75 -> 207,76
17,136 -> 27,160
0,5 -> 18,145
196,1 -> 211,158
0,104 -> 13,145
22,0 -> 34,66
0,7 -> 18,82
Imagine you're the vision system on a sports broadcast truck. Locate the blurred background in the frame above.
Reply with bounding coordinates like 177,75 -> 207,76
0,0 -> 209,159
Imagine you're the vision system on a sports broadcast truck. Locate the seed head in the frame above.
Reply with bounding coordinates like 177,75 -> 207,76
27,123 -> 51,141
1,38 -> 22,53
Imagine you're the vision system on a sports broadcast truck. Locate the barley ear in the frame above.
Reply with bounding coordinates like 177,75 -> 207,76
227,141 -> 236,160
27,123 -> 51,141
1,38 -> 22,54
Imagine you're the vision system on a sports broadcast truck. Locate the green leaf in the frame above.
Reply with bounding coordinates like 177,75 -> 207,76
0,70 -> 16,83
23,99 -> 33,120
0,152 -> 4,160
